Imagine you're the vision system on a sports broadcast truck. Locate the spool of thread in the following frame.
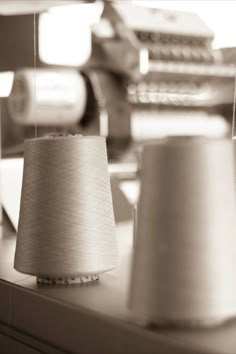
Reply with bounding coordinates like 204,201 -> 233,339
8,69 -> 87,126
129,137 -> 236,326
14,134 -> 117,285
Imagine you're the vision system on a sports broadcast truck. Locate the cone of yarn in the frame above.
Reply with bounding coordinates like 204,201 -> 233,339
14,134 -> 117,284
129,137 -> 236,326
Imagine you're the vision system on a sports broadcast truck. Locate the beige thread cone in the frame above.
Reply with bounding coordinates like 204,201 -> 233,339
129,137 -> 236,326
14,135 -> 117,282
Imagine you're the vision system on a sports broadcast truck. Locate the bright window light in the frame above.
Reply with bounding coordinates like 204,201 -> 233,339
133,0 -> 236,49
0,72 -> 14,97
39,3 -> 103,66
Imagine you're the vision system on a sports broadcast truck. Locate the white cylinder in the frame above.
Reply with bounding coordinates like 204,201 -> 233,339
129,137 -> 236,326
8,69 -> 87,126
14,135 -> 117,282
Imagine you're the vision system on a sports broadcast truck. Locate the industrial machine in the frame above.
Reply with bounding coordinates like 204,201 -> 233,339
88,2 -> 234,155
1,1 -> 235,163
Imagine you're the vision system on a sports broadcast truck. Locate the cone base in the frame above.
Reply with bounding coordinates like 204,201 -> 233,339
37,274 -> 99,286
131,313 -> 236,329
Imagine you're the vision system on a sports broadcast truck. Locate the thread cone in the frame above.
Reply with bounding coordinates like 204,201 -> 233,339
129,137 -> 236,325
14,135 -> 117,279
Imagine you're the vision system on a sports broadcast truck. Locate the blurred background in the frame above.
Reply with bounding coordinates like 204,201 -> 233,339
1,0 -> 236,224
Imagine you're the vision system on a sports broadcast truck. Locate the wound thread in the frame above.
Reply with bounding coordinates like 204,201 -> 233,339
129,137 -> 236,326
14,135 -> 118,284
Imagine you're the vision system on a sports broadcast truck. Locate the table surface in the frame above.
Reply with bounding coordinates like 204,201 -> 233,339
1,217 -> 236,354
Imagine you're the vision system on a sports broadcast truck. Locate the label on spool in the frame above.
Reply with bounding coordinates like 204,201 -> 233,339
8,69 -> 87,126
37,274 -> 99,285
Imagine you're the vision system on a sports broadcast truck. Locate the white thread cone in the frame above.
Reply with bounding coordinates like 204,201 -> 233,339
129,137 -> 236,326
8,69 -> 87,126
14,135 -> 117,279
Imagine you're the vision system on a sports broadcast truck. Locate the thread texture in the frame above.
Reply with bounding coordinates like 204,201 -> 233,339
14,135 -> 117,278
129,137 -> 236,326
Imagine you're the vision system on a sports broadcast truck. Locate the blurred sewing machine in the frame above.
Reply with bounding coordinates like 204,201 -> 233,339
1,1 -> 235,159
87,2 -> 236,157
1,1 -> 236,171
